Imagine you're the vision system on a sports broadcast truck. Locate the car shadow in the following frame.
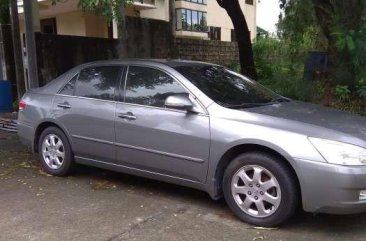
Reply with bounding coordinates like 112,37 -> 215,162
72,164 -> 366,232
74,164 -> 223,205
287,210 -> 366,232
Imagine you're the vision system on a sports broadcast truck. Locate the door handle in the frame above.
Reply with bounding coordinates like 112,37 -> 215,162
118,112 -> 137,121
57,102 -> 71,109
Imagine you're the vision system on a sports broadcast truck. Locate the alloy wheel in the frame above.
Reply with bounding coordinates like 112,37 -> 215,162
41,134 -> 65,170
231,165 -> 281,218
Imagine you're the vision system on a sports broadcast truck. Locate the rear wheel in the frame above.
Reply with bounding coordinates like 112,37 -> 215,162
38,127 -> 75,176
223,152 -> 298,227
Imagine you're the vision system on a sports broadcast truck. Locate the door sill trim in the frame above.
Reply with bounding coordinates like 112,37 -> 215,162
115,142 -> 205,163
75,156 -> 201,184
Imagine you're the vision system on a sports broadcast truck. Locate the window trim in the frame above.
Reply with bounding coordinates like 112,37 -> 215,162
121,64 -> 208,115
56,94 -> 118,104
57,72 -> 79,96
175,0 -> 207,6
176,8 -> 208,33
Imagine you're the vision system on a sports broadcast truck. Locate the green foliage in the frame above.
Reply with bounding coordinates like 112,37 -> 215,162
251,34 -> 366,115
78,0 -> 132,24
279,0 -> 366,87
52,0 -> 132,24
252,37 -> 314,100
0,0 -> 9,24
227,61 -> 240,73
357,79 -> 366,99
358,86 -> 366,99
278,0 -> 328,53
331,16 -> 366,88
12,100 -> 18,111
275,0 -> 366,115
334,85 -> 351,102
313,80 -> 325,100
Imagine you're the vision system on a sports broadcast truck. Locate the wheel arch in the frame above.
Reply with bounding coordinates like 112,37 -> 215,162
33,120 -> 72,153
212,143 -> 301,202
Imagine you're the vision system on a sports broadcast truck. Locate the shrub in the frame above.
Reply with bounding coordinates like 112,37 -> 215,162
253,37 -> 307,100
334,85 -> 351,102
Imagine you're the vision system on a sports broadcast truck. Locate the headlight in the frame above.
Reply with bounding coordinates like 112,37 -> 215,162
309,137 -> 366,166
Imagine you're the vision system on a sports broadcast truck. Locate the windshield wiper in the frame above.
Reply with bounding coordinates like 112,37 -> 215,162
271,96 -> 291,103
224,103 -> 272,109
224,97 -> 291,109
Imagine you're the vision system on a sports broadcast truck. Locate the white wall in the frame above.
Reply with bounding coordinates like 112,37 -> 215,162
37,10 -> 109,38
140,0 -> 169,21
85,14 -> 109,38
56,11 -> 86,37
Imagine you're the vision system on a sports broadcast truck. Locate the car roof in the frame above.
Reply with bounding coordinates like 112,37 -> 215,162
33,59 -> 221,97
83,59 -> 219,68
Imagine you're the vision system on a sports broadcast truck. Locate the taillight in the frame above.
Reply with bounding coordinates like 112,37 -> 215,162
19,100 -> 27,110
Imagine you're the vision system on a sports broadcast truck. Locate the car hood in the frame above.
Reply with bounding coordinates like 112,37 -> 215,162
243,101 -> 366,142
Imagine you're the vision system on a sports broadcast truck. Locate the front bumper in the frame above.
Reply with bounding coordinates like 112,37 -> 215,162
295,158 -> 366,214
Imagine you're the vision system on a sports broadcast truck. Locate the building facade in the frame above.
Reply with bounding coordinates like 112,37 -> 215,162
18,0 -> 256,42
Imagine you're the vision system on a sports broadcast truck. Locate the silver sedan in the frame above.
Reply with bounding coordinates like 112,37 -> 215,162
17,59 -> 366,226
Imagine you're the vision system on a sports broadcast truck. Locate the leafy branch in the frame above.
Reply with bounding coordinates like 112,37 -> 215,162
51,0 -> 133,24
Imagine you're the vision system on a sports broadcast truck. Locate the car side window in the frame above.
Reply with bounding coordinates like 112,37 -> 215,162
125,66 -> 188,107
75,66 -> 121,101
59,74 -> 78,95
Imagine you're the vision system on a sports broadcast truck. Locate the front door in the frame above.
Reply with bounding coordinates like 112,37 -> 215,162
115,66 -> 210,183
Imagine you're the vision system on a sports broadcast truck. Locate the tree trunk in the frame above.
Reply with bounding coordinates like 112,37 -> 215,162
117,5 -> 128,58
168,0 -> 177,58
9,0 -> 25,99
216,0 -> 257,80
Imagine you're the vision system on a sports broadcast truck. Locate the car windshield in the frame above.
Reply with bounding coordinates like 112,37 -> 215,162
174,64 -> 283,108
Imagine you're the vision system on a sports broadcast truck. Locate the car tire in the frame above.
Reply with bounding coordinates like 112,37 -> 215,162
223,152 -> 299,227
38,127 -> 75,176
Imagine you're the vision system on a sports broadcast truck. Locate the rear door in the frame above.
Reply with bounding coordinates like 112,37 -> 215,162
53,65 -> 123,162
114,65 -> 210,183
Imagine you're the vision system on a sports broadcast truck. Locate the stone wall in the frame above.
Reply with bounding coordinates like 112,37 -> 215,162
174,38 -> 239,66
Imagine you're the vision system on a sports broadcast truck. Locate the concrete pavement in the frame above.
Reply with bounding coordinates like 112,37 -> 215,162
1,130 -> 366,241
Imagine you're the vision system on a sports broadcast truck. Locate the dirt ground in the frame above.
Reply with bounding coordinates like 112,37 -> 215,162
1,130 -> 366,241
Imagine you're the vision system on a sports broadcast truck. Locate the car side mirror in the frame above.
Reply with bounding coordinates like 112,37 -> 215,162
165,94 -> 195,112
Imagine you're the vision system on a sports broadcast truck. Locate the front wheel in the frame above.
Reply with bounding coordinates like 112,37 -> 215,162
38,127 -> 75,176
223,152 -> 299,227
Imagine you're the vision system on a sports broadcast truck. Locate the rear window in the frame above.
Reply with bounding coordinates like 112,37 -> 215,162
74,66 -> 121,101
59,74 -> 78,96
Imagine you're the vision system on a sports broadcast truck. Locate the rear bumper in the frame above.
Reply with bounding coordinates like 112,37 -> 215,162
17,121 -> 35,151
295,158 -> 366,214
